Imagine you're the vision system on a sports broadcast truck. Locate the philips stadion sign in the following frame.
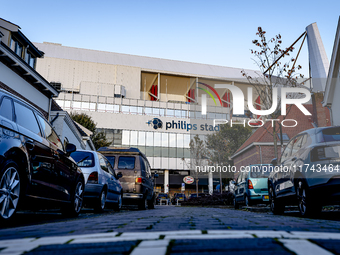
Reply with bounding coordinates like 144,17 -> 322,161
146,118 -> 220,132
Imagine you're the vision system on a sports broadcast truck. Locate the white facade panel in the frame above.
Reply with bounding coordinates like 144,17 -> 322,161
0,62 -> 50,112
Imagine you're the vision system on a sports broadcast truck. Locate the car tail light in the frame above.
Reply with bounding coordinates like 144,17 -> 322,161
135,177 -> 142,184
88,172 -> 98,184
248,179 -> 254,189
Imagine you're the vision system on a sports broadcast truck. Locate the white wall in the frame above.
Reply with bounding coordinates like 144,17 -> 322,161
0,62 -> 50,112
36,57 -> 141,99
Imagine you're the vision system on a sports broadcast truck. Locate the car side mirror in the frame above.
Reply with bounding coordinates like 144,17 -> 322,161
65,143 -> 76,156
154,173 -> 159,178
117,172 -> 123,179
271,158 -> 278,166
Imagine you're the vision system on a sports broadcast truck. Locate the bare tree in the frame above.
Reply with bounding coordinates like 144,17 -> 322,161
188,135 -> 207,196
241,27 -> 306,158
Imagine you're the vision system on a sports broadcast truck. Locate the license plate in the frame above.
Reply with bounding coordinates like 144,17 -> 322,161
263,195 -> 269,201
161,197 -> 165,199
179,198 -> 183,200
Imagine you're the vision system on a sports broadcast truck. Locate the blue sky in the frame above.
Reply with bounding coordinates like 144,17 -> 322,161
2,0 -> 339,77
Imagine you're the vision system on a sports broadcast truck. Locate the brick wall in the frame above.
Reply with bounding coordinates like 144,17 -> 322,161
312,92 -> 331,127
233,144 -> 283,179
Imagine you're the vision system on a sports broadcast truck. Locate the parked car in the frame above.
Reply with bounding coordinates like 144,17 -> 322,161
233,164 -> 271,209
97,147 -> 158,210
188,193 -> 206,201
156,193 -> 170,204
70,150 -> 123,212
171,193 -> 187,204
268,126 -> 340,217
0,89 -> 85,221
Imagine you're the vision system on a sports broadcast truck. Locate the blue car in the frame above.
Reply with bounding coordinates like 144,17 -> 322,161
233,164 -> 271,209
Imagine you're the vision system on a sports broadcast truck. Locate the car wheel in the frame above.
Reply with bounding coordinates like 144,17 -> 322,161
269,186 -> 284,215
0,161 -> 21,221
233,197 -> 239,209
148,194 -> 155,209
245,195 -> 252,207
296,180 -> 322,217
113,193 -> 122,212
94,189 -> 106,213
138,196 -> 147,210
62,179 -> 84,217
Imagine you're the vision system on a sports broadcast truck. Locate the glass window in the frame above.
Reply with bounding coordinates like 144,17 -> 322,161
175,110 -> 181,118
130,106 -> 137,114
138,131 -> 146,146
154,132 -> 161,147
177,134 -> 184,148
145,146 -> 153,156
130,131 -> 138,145
183,134 -> 190,148
182,110 -> 187,118
208,112 -> 215,119
291,135 -> 304,155
169,147 -> 176,157
121,105 -> 130,113
177,148 -> 184,158
105,156 -> 115,168
118,156 -> 135,170
281,139 -> 294,162
122,130 -> 130,145
37,115 -> 63,150
167,109 -> 174,117
145,107 -> 152,115
189,111 -> 195,119
0,97 -> 13,121
196,111 -> 202,119
98,154 -> 108,172
70,151 -> 95,167
137,107 -> 143,115
14,102 -> 41,136
321,127 -> 340,142
146,132 -> 153,146
184,148 -> 191,158
159,108 -> 165,116
29,56 -> 36,69
153,108 -> 160,116
161,147 -> 169,157
162,133 -> 168,147
154,147 -> 161,157
140,157 -> 146,172
169,133 -> 176,147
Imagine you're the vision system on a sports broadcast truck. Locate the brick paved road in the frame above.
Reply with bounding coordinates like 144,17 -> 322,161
1,205 -> 340,254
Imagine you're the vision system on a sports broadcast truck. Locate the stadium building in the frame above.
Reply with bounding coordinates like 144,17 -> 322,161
34,42 -> 262,195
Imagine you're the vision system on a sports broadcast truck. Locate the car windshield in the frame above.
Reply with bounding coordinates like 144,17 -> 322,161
158,194 -> 168,198
250,165 -> 271,178
118,156 -> 135,170
70,151 -> 95,167
321,127 -> 340,142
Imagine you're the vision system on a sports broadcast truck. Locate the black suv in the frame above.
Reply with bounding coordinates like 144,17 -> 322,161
98,147 -> 158,210
0,89 -> 85,221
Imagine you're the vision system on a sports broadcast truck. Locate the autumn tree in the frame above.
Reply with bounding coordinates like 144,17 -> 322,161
241,27 -> 306,158
70,112 -> 111,150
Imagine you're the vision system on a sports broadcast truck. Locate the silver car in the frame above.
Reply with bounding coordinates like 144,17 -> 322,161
70,150 -> 123,212
269,126 -> 340,216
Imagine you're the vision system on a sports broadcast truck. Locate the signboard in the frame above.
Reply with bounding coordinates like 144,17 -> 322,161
181,183 -> 185,191
183,176 -> 194,184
